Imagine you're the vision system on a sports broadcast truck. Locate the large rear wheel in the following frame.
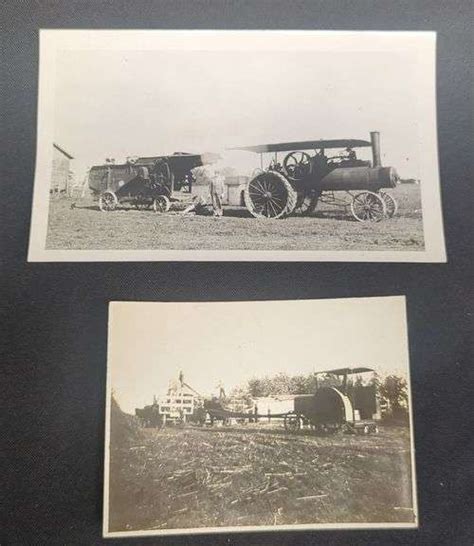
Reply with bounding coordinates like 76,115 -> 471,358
245,171 -> 297,219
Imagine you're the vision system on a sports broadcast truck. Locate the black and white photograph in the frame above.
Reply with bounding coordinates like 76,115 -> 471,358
29,30 -> 445,262
104,297 -> 417,537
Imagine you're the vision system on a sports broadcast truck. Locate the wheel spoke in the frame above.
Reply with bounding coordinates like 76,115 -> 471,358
271,198 -> 284,215
252,179 -> 266,194
250,186 -> 265,198
249,190 -> 264,199
275,200 -> 285,213
267,180 -> 276,193
373,206 -> 384,219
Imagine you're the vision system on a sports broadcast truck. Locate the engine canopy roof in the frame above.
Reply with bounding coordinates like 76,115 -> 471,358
230,139 -> 372,154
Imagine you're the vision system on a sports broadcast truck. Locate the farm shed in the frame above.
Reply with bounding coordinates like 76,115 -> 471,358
51,143 -> 73,194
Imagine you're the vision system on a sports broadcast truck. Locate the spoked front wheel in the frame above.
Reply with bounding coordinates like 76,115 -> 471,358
350,191 -> 386,222
153,195 -> 171,213
99,191 -> 118,212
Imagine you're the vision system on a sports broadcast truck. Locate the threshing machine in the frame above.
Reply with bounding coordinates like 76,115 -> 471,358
88,152 -> 220,212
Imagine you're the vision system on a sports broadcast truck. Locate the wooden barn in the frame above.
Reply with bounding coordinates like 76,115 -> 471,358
51,143 -> 73,195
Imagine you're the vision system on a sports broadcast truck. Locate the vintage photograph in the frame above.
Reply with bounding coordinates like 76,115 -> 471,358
29,30 -> 445,262
104,297 -> 418,537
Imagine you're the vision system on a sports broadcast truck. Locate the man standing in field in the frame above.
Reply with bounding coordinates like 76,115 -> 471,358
209,167 -> 224,217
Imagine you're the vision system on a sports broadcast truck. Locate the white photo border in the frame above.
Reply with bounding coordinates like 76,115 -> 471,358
29,30 -> 445,262
103,296 -> 418,537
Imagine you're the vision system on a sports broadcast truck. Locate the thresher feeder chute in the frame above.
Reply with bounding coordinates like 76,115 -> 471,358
231,131 -> 399,220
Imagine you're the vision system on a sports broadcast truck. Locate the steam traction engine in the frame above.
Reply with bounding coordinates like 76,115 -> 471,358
233,131 -> 399,221
284,368 -> 380,434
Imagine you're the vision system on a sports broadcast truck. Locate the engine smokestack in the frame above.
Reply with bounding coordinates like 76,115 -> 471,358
370,131 -> 381,167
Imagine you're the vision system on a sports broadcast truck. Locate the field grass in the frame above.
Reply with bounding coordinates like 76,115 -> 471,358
108,420 -> 415,533
47,184 -> 424,251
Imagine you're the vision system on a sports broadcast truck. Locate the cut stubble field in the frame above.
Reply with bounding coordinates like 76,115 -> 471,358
47,185 -> 424,251
108,423 -> 415,533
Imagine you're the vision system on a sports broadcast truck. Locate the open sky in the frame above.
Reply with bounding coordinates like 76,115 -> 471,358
54,48 -> 421,183
108,298 -> 410,414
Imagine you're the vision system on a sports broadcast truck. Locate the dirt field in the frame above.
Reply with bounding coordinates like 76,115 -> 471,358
47,184 -> 424,251
108,422 -> 415,533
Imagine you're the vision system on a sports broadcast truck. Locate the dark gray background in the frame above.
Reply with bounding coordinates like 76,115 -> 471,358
1,1 -> 472,544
